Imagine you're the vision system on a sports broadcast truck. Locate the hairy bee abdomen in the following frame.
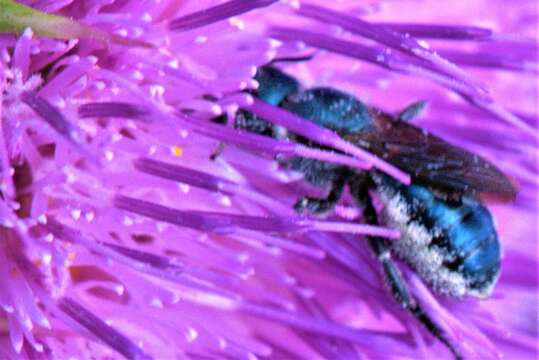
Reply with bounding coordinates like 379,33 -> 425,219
375,175 -> 501,298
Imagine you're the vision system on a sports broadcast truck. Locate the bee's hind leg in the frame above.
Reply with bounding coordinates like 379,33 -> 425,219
351,175 -> 462,360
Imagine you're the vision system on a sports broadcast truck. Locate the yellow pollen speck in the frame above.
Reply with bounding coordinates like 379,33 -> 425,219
67,252 -> 76,261
171,146 -> 183,157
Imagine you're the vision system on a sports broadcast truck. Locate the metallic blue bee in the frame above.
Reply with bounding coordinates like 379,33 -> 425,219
214,64 -> 516,359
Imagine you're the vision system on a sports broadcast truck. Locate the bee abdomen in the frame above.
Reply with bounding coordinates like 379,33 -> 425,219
439,204 -> 501,297
376,176 -> 501,298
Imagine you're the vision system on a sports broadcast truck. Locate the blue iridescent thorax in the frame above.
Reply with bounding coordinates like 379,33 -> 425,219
280,87 -> 374,187
282,87 -> 374,134
375,175 -> 501,297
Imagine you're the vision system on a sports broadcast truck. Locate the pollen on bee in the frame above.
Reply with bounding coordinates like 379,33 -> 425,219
171,145 -> 183,157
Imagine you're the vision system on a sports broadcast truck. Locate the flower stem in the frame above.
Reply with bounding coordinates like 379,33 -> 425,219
0,0 -> 152,47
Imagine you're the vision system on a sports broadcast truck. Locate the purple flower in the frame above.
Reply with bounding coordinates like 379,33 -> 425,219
0,0 -> 536,359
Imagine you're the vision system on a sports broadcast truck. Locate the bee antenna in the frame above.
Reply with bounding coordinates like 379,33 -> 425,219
269,52 -> 317,64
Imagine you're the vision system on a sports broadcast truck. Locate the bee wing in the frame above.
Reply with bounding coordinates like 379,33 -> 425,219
344,112 -> 517,201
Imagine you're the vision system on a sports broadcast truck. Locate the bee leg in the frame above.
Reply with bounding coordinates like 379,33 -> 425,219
211,113 -> 229,125
351,176 -> 462,360
294,176 -> 347,216
208,114 -> 230,160
209,142 -> 225,160
370,239 -> 462,359
398,100 -> 427,122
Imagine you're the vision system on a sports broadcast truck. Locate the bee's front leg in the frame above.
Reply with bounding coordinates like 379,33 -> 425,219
209,142 -> 225,160
294,176 -> 347,216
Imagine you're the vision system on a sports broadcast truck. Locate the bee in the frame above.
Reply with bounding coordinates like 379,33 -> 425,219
213,64 -> 516,359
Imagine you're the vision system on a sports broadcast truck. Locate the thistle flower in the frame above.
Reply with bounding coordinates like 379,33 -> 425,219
0,0 -> 536,359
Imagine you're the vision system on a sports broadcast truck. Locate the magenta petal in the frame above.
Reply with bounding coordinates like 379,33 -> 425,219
169,0 -> 279,31
134,157 -> 237,195
374,23 -> 493,40
20,91 -> 83,145
296,4 -> 489,99
58,297 -> 152,360
79,102 -> 151,121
